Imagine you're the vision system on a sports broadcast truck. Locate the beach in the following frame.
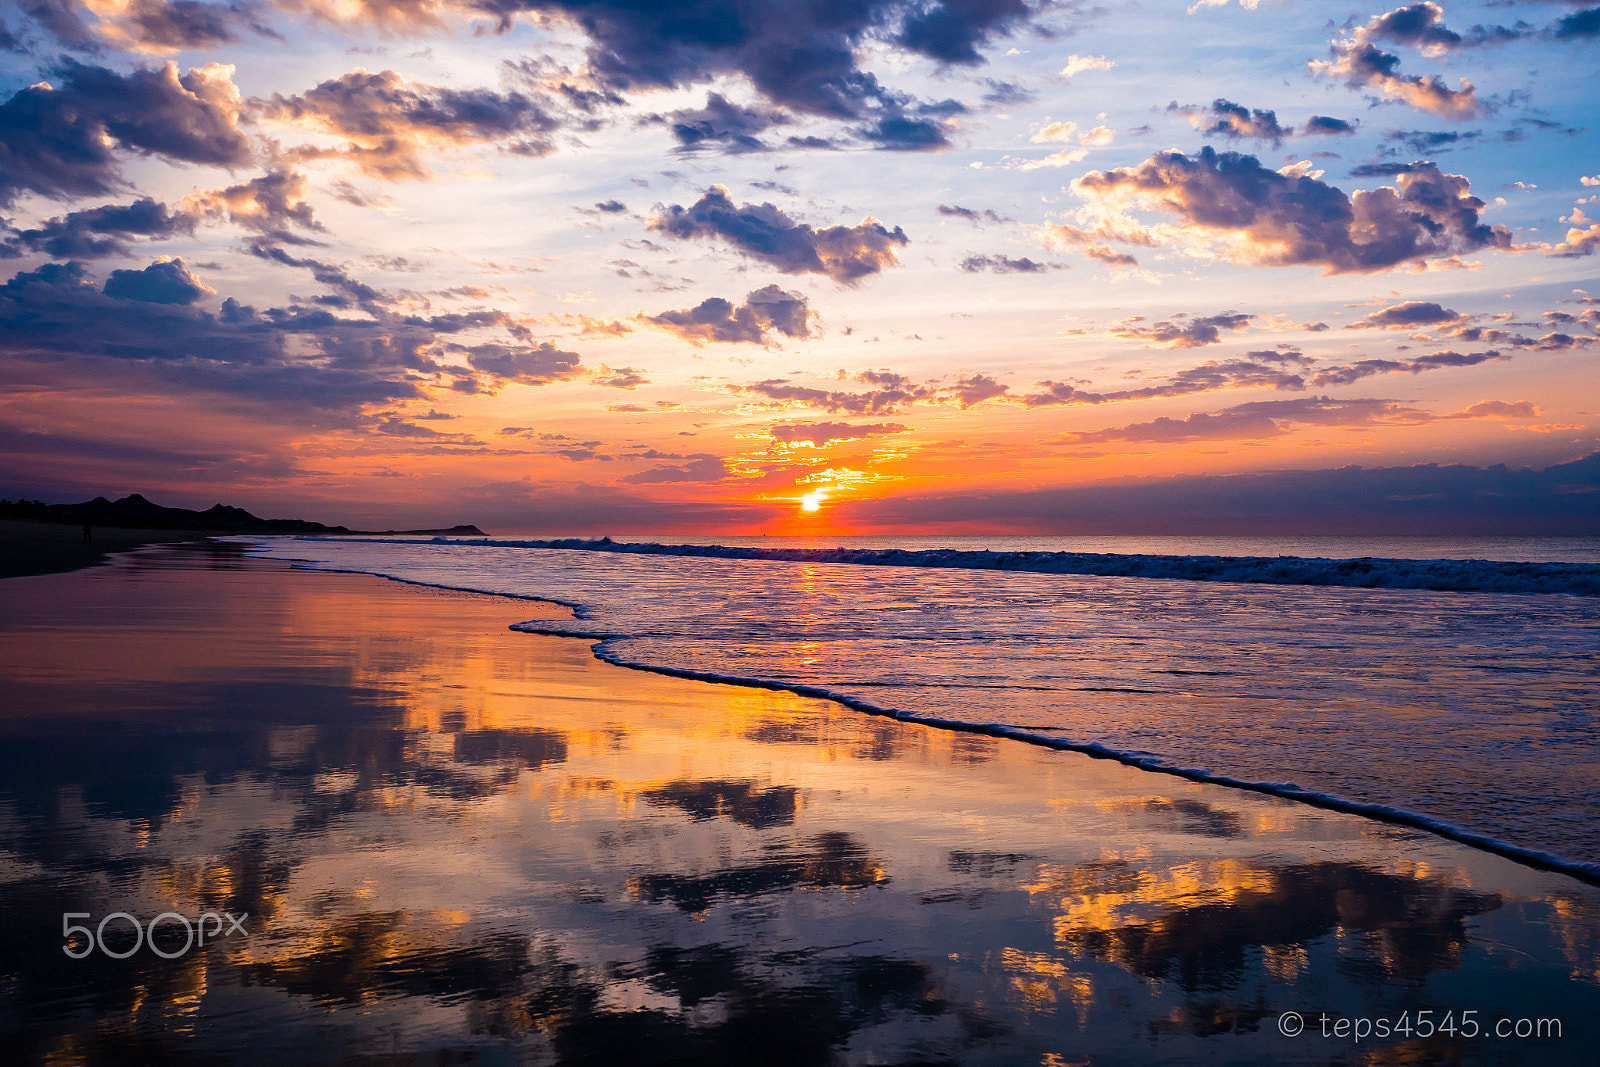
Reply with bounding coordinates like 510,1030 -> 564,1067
0,542 -> 1596,1064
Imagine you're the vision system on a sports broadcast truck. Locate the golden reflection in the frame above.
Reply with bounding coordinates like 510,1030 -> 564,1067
2,550 -> 1595,1062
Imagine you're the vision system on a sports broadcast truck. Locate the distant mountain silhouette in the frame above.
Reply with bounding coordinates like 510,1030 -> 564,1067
0,493 -> 484,536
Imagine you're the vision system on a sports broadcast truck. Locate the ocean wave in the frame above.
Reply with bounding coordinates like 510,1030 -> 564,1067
385,536 -> 1600,596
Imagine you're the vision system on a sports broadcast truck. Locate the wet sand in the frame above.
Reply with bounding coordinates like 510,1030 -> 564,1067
0,518 -> 215,579
0,542 -> 1595,1065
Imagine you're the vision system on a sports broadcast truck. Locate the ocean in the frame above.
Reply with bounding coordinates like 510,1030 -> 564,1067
243,534 -> 1600,877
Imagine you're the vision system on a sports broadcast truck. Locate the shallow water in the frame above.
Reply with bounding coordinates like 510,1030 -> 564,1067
243,537 -> 1600,875
1,544 -> 1596,1064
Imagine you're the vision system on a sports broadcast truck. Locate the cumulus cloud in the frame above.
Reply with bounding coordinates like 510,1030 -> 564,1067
770,421 -> 908,446
102,257 -> 212,305
1311,4 -> 1481,119
181,168 -> 326,243
1346,300 -> 1467,329
450,0 -> 1045,150
1169,99 -> 1291,145
938,203 -> 1008,224
252,68 -> 560,180
5,198 -> 196,259
1109,311 -> 1251,348
457,341 -> 583,385
641,285 -> 813,345
0,58 -> 251,206
1063,148 -> 1511,274
649,186 -> 908,284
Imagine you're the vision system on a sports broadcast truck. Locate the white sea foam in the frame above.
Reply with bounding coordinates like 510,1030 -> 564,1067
240,536 -> 1600,880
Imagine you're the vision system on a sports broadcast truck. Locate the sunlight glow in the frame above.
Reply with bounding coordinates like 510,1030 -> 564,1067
799,493 -> 824,512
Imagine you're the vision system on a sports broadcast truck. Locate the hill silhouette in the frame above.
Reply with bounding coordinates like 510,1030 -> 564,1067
0,493 -> 484,536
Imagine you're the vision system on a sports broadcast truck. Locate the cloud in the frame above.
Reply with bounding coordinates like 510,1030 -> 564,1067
463,0 -> 1045,150
1346,300 -> 1466,329
1021,354 -> 1311,408
181,168 -> 326,243
1060,54 -> 1114,78
1169,99 -> 1291,146
5,197 -> 196,258
649,186 -> 908,284
1311,5 -> 1481,119
92,0 -> 282,52
745,370 -> 932,414
842,454 -> 1600,535
1303,115 -> 1358,136
458,341 -> 583,385
621,454 -> 730,484
648,92 -> 791,153
1109,311 -> 1251,348
1310,349 -> 1503,385
960,254 -> 1064,273
1066,148 -> 1511,274
1066,392 -> 1529,445
641,284 -> 814,345
0,58 -> 251,206
769,421 -> 908,446
1552,7 -> 1600,40
253,68 -> 560,180
1536,208 -> 1600,258
938,203 -> 1008,224
102,257 -> 212,304
950,373 -> 1008,407
591,364 -> 648,389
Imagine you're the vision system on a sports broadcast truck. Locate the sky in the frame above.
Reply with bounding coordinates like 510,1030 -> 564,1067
0,0 -> 1596,533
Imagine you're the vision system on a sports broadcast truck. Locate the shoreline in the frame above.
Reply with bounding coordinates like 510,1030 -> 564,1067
2,545 -> 1596,1062
0,518 -> 219,579
261,545 -> 1600,887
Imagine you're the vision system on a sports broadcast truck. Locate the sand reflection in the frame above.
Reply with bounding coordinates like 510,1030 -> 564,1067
0,545 -> 1595,1064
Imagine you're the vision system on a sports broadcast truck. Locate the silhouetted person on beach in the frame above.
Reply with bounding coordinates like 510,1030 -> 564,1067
82,522 -> 91,543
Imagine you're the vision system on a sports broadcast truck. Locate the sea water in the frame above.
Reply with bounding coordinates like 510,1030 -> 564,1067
242,535 -> 1600,876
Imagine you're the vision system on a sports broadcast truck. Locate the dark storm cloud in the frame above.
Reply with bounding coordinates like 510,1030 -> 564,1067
1109,312 -> 1252,348
745,369 -> 933,414
647,92 -> 790,152
960,253 -> 1064,273
1169,99 -> 1291,146
770,421 -> 907,445
648,186 -> 909,284
642,284 -> 813,344
5,197 -> 196,258
254,69 -> 561,180
1347,300 -> 1466,329
1069,148 -> 1511,274
1310,349 -> 1503,385
0,58 -> 251,206
103,257 -> 210,304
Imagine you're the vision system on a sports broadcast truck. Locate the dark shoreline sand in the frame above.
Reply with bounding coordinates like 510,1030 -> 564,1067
0,517 -> 216,579
1,543 -> 1596,1064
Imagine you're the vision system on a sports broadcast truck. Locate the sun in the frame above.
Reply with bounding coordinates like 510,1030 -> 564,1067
799,492 -> 823,512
